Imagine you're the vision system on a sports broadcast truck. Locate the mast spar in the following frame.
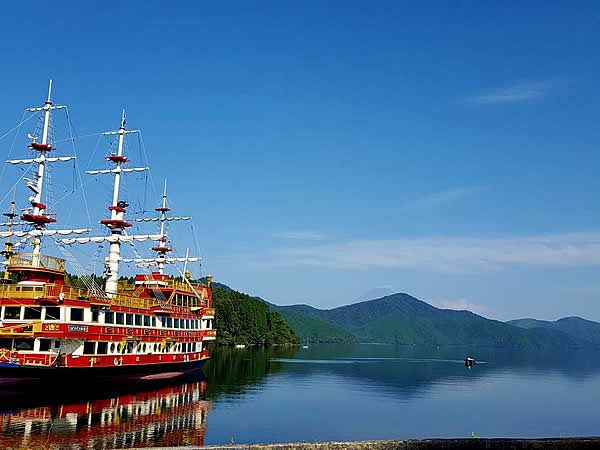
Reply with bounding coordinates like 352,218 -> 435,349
126,181 -> 200,274
23,80 -> 66,264
86,110 -> 144,297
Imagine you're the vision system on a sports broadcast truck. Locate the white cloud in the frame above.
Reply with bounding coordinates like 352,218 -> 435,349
469,80 -> 558,104
431,298 -> 489,316
270,232 -> 600,273
399,187 -> 481,211
275,231 -> 326,240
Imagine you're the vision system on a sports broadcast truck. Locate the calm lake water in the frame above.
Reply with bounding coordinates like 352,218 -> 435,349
1,344 -> 600,448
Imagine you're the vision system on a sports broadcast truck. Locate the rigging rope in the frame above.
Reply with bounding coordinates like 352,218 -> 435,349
54,238 -> 106,297
0,111 -> 29,208
65,107 -> 92,228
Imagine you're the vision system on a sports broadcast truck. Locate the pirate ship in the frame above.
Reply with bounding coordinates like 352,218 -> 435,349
0,82 -> 216,379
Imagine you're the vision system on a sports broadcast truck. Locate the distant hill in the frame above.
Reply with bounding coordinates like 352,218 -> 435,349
507,316 -> 600,346
272,293 -> 592,349
198,277 -> 233,292
270,307 -> 359,343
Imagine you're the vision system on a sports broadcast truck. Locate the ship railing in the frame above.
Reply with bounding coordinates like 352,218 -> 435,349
167,279 -> 206,293
0,284 -> 45,299
0,283 -> 158,310
7,253 -> 66,272
0,283 -> 88,300
117,280 -> 136,291
110,293 -> 157,310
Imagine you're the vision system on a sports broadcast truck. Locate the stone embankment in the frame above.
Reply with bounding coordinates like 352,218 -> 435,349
150,437 -> 600,450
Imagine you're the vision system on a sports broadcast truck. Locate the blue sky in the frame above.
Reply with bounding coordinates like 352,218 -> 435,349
1,1 -> 600,321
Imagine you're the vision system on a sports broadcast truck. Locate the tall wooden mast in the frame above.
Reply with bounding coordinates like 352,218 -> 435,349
22,80 -> 66,265
86,111 -> 145,296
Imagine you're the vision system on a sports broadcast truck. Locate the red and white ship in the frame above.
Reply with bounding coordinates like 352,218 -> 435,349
0,82 -> 216,379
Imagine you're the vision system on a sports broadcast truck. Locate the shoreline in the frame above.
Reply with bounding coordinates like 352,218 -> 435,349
147,437 -> 600,449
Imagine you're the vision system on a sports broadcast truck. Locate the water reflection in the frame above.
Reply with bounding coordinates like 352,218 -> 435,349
0,376 -> 212,449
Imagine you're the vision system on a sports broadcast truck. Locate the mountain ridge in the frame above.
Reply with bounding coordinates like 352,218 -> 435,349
507,316 -> 600,346
203,280 -> 598,349
271,293 -> 595,349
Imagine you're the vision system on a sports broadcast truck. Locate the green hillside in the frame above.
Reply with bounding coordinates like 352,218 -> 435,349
212,288 -> 299,345
273,308 -> 358,343
274,293 -> 591,349
508,316 -> 600,346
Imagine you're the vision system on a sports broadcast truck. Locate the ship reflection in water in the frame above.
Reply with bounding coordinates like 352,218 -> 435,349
0,375 -> 212,449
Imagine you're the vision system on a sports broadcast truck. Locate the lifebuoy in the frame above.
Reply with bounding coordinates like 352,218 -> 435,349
0,348 -> 10,362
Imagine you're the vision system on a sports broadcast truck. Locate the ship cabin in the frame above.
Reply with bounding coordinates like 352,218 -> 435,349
0,252 -> 215,368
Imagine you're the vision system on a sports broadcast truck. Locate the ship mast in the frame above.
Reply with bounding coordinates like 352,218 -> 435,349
154,180 -> 172,275
92,111 -> 142,296
23,80 -> 66,265
123,182 -> 199,273
1,198 -> 16,280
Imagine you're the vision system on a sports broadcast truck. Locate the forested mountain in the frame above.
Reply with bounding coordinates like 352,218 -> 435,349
196,278 -> 599,348
270,307 -> 359,343
211,288 -> 298,345
507,316 -> 600,346
272,293 -> 595,349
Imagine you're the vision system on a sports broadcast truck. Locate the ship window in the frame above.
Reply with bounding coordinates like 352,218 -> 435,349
3,306 -> 21,320
116,312 -> 124,325
142,344 -> 146,352
70,308 -> 84,322
117,343 -> 122,352
45,307 -> 60,321
0,338 -> 13,350
167,317 -> 172,328
110,343 -> 116,353
126,342 -> 135,354
54,340 -> 60,349
38,339 -> 51,352
15,338 -> 34,351
174,318 -> 180,328
97,342 -> 108,355
91,307 -> 99,323
135,315 -> 142,326
126,314 -> 133,325
143,315 -> 150,327
151,317 -> 156,327
105,311 -> 114,324
83,341 -> 95,354
24,307 -> 42,320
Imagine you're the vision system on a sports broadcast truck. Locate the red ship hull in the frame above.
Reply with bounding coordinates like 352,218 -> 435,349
0,356 -> 208,382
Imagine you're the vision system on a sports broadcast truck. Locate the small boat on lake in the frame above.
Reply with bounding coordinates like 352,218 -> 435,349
464,357 -> 475,367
